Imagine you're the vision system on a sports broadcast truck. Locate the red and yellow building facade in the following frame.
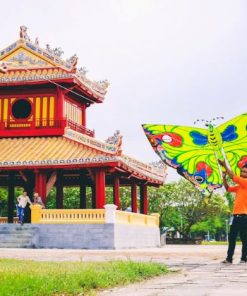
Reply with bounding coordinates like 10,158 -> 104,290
0,28 -> 165,223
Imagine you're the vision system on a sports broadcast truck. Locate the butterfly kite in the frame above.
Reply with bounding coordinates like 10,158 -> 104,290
142,113 -> 247,196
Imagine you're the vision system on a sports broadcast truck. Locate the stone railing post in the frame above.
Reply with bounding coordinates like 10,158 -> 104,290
30,204 -> 42,223
151,213 -> 160,227
104,204 -> 117,223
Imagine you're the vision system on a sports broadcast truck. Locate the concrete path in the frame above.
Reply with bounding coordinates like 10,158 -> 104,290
0,245 -> 247,295
99,260 -> 247,296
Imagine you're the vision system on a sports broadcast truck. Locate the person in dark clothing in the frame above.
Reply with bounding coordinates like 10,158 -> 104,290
219,160 -> 247,264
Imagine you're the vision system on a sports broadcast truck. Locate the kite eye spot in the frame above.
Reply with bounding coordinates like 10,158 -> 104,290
194,175 -> 204,183
162,135 -> 172,143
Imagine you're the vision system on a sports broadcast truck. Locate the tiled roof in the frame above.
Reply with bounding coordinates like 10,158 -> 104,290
0,136 -> 117,168
0,39 -> 108,100
0,134 -> 165,184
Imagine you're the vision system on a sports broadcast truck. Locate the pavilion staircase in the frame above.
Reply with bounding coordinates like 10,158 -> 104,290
0,225 -> 39,248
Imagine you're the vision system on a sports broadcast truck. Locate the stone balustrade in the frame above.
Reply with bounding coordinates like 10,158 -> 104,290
29,204 -> 159,227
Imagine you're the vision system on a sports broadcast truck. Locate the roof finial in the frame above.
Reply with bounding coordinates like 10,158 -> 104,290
19,25 -> 30,41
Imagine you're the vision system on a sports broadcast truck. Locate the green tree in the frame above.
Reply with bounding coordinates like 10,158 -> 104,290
0,188 -> 8,216
149,179 -> 230,239
46,187 -> 94,209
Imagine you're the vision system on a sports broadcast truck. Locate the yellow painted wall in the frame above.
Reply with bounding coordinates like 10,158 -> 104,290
0,96 -> 55,126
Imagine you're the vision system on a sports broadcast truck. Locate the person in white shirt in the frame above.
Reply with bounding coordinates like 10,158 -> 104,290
16,191 -> 32,225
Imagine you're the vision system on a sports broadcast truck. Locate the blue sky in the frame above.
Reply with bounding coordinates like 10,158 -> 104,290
1,0 -> 246,181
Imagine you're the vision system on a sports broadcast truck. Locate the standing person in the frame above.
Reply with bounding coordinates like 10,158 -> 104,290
33,192 -> 45,208
16,190 -> 32,225
219,159 -> 247,264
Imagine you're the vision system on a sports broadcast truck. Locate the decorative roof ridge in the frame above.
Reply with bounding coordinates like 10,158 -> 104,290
0,67 -> 73,84
119,154 -> 166,178
63,128 -> 165,182
0,38 -> 75,71
73,70 -> 109,96
0,26 -> 109,97
3,66 -> 71,73
63,128 -> 120,156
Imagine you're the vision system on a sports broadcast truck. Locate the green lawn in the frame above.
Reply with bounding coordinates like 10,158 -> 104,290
0,259 -> 168,296
202,241 -> 241,245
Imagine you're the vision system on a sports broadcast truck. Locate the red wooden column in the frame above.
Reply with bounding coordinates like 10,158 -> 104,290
113,175 -> 120,209
82,105 -> 86,127
57,87 -> 64,120
95,168 -> 106,209
140,183 -> 148,215
35,170 -> 47,205
131,182 -> 138,213
56,169 -> 63,209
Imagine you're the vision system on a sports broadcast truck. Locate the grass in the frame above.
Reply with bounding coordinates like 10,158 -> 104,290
0,259 -> 168,296
202,241 -> 241,245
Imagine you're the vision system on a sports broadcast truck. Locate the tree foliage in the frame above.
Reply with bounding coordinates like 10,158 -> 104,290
149,179 -> 230,239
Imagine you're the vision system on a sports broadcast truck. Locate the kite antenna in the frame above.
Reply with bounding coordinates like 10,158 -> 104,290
194,116 -> 224,125
211,116 -> 224,122
193,119 -> 206,125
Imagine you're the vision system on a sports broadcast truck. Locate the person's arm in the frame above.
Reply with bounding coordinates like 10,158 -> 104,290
218,159 -> 234,179
27,196 -> 32,205
39,197 -> 45,208
222,171 -> 229,191
232,175 -> 247,188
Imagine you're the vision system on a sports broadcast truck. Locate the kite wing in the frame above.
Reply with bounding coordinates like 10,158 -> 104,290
142,124 -> 222,195
218,113 -> 247,175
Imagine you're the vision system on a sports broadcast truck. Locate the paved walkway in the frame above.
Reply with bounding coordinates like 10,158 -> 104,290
1,245 -> 247,295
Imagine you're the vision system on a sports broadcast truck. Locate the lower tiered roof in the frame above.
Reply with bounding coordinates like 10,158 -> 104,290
0,128 -> 165,185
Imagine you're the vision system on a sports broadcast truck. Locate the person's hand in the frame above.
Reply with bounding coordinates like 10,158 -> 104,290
222,171 -> 227,178
218,159 -> 226,167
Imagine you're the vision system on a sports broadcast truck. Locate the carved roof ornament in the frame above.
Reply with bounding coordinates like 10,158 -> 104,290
19,26 -> 30,41
35,37 -> 39,46
0,61 -> 10,73
46,44 -> 64,58
0,26 -> 109,97
66,54 -> 78,73
106,130 -> 123,156
77,66 -> 88,77
98,79 -> 110,90
149,160 -> 166,170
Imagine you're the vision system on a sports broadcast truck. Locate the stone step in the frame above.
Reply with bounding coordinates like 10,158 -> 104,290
0,228 -> 37,233
0,229 -> 37,233
0,242 -> 35,248
0,233 -> 37,238
0,235 -> 34,241
0,225 -> 39,248
0,233 -> 33,238
0,239 -> 33,245
0,228 -> 35,232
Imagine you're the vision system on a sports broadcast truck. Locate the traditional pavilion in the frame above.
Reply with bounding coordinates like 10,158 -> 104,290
0,27 -> 165,223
